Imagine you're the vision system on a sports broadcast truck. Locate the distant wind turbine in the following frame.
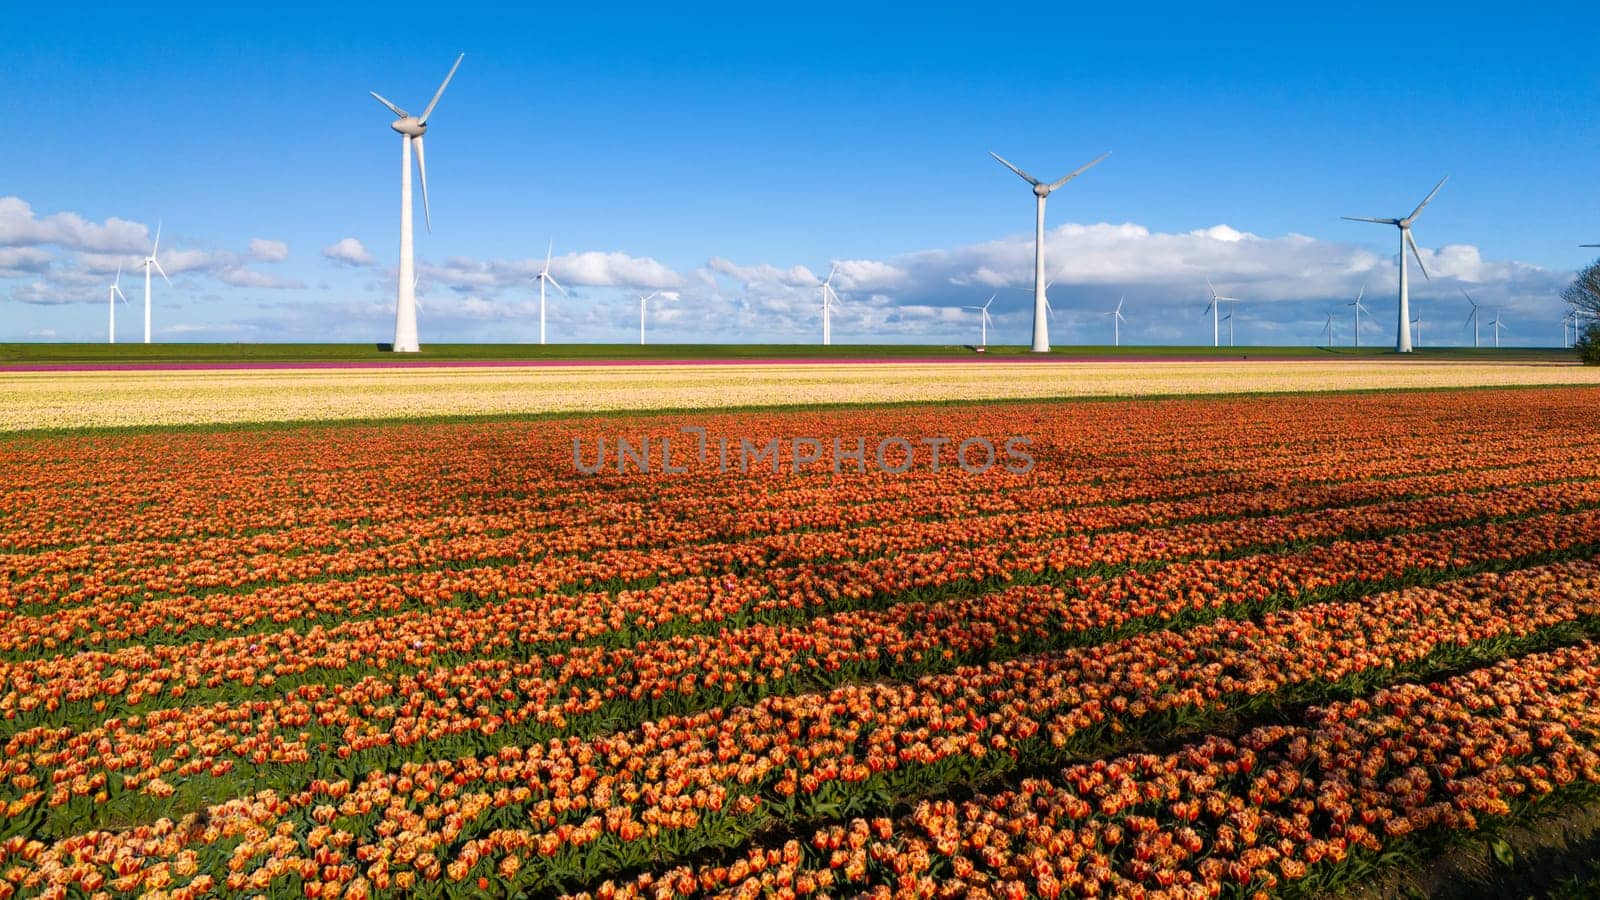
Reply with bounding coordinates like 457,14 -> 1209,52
816,265 -> 841,345
1460,288 -> 1481,349
533,240 -> 567,345
1204,280 -> 1240,348
1105,296 -> 1126,347
961,294 -> 996,347
1562,309 -> 1578,348
1348,283 -> 1371,349
1489,309 -> 1509,348
1411,310 -> 1424,348
1342,175 -> 1448,353
990,150 -> 1109,352
107,265 -> 128,344
638,291 -> 659,345
1323,312 -> 1335,348
370,53 -> 464,353
139,222 -> 171,345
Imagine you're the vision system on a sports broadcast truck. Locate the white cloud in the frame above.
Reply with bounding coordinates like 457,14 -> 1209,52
554,251 -> 683,289
0,197 -> 150,253
218,266 -> 305,289
0,247 -> 53,277
249,238 -> 289,262
26,328 -> 56,338
323,237 -> 374,266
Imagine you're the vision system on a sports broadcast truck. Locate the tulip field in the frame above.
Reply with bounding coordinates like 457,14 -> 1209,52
5,384 -> 1600,898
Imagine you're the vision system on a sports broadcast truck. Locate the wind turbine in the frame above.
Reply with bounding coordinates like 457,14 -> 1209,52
961,294 -> 996,347
1411,310 -> 1424,348
1105,296 -> 1126,347
1342,175 -> 1448,353
1204,280 -> 1240,348
1348,283 -> 1371,349
1489,309 -> 1508,348
1461,288 -> 1482,349
1323,312 -> 1335,348
990,150 -> 1109,352
139,223 -> 171,344
1562,309 -> 1578,348
817,265 -> 841,345
370,53 -> 464,353
107,265 -> 128,344
533,240 -> 567,345
637,291 -> 659,345
1222,300 -> 1238,347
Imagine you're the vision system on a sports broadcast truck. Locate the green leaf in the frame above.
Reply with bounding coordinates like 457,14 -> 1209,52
1490,837 -> 1516,867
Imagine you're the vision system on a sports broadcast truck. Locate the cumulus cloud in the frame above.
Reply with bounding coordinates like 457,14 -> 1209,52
323,238 -> 374,266
0,247 -> 53,277
218,266 -> 305,290
249,238 -> 289,262
0,197 -> 150,253
421,250 -> 685,295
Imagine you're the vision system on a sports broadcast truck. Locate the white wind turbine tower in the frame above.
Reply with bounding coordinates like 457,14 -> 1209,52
533,240 -> 567,345
138,223 -> 171,344
1489,309 -> 1508,348
1461,288 -> 1482,349
1105,296 -> 1126,347
637,291 -> 659,345
990,150 -> 1109,352
1342,176 -> 1448,353
370,53 -> 464,353
816,265 -> 842,345
961,294 -> 996,347
1562,309 -> 1578,348
107,265 -> 128,344
1203,280 -> 1240,348
1348,283 -> 1371,348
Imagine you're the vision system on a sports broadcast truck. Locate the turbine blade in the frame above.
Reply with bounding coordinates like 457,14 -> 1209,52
546,274 -> 568,297
153,257 -> 172,286
1406,230 -> 1429,280
1046,151 -> 1110,191
1206,278 -> 1217,299
114,285 -> 127,303
545,238 -> 553,270
419,53 -> 464,124
984,293 -> 995,309
370,91 -> 409,118
822,263 -> 837,286
989,151 -> 1040,186
1407,175 -> 1449,222
414,136 -> 432,233
1356,282 -> 1366,304
151,220 -> 162,254
1341,216 -> 1400,225
113,263 -> 122,287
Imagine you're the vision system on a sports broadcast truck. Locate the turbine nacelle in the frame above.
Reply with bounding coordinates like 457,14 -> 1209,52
391,117 -> 427,137
1033,182 -> 1052,199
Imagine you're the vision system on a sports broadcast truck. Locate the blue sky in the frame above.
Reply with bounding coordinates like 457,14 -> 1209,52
3,3 -> 1596,346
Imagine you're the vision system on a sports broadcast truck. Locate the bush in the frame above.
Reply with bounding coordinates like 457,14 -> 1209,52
1579,322 -> 1600,366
